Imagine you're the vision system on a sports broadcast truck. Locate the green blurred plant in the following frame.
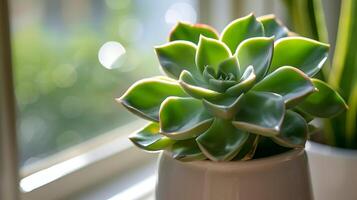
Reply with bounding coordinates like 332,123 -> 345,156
118,14 -> 347,161
283,0 -> 357,148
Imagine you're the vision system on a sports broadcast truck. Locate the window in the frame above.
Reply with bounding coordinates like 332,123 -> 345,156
10,0 -> 199,167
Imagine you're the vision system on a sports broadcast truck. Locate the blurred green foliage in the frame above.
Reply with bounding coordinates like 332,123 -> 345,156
12,1 -> 163,165
283,0 -> 357,148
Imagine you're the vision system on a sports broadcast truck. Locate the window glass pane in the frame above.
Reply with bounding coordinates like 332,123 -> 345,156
10,0 -> 198,166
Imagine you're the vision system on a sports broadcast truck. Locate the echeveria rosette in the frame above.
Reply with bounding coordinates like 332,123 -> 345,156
118,14 -> 348,162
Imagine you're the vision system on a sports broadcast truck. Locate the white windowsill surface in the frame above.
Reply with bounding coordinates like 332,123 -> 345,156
71,155 -> 157,200
20,120 -> 158,200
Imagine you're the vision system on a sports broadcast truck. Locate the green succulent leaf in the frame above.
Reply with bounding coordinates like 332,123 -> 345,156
232,91 -> 285,137
233,134 -> 260,160
196,36 -> 232,73
270,37 -> 330,77
257,15 -> 289,39
203,95 -> 242,120
196,118 -> 249,161
129,122 -> 175,151
226,65 -> 256,96
221,13 -> 265,53
217,56 -> 240,78
155,41 -> 200,79
208,79 -> 236,93
236,37 -> 274,81
292,108 -> 314,123
169,22 -> 219,44
160,97 -> 213,140
252,66 -> 315,107
171,139 -> 206,161
118,77 -> 188,121
179,70 -> 223,99
202,66 -> 216,81
297,79 -> 348,118
272,110 -> 308,148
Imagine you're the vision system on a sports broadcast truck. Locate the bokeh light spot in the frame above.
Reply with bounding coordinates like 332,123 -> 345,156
98,41 -> 126,70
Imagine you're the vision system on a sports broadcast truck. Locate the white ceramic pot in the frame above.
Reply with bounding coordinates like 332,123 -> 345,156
156,149 -> 312,200
306,141 -> 357,200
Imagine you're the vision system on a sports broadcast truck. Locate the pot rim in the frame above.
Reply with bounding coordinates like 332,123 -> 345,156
306,141 -> 357,158
162,148 -> 305,170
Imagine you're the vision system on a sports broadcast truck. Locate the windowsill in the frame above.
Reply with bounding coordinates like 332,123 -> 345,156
20,120 -> 158,200
71,156 -> 157,200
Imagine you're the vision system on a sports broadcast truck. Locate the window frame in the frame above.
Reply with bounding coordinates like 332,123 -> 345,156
0,0 -> 20,199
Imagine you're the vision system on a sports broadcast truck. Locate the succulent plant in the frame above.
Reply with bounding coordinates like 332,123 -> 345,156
117,14 -> 347,161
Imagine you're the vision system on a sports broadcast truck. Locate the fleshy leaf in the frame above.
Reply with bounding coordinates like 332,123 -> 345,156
171,139 -> 206,161
226,65 -> 256,96
179,70 -> 223,99
236,37 -> 274,81
272,110 -> 308,148
160,97 -> 213,140
257,15 -> 289,39
232,91 -> 285,137
270,37 -> 330,77
208,79 -> 236,93
196,36 -> 231,73
129,122 -> 175,151
252,66 -> 315,107
203,95 -> 242,120
118,77 -> 188,121
202,66 -> 216,81
196,118 -> 249,161
297,79 -> 348,117
218,56 -> 240,78
169,22 -> 219,44
233,134 -> 260,160
220,13 -> 265,53
155,41 -> 200,79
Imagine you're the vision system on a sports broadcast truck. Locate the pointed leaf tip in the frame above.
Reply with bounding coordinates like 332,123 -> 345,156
169,22 -> 219,44
119,77 -> 188,121
220,14 -> 264,53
